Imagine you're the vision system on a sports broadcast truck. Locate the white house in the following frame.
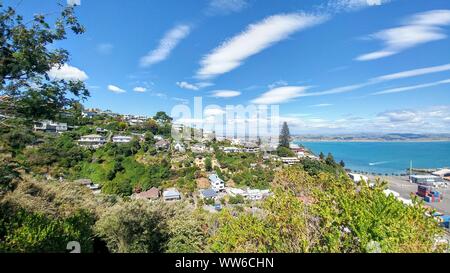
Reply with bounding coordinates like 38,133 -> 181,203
226,187 -> 271,201
223,147 -> 242,153
174,142 -> 186,153
78,134 -> 106,149
208,174 -> 225,192
112,135 -> 132,143
348,173 -> 369,183
191,144 -> 208,154
163,188 -> 181,202
34,120 -> 68,133
281,157 -> 300,165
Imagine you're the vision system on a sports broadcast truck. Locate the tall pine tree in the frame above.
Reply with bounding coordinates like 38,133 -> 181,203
279,122 -> 291,149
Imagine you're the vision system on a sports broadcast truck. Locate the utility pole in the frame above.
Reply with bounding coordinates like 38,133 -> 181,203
409,160 -> 413,182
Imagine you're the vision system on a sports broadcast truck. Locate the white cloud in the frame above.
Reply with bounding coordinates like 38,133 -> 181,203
372,63 -> 450,82
356,10 -> 450,61
311,103 -> 333,107
176,81 -> 214,90
320,0 -> 392,13
372,79 -> 450,95
108,85 -> 126,94
176,81 -> 200,91
297,63 -> 450,97
207,0 -> 248,15
197,13 -> 327,79
133,87 -> 147,93
251,86 -> 309,104
48,64 -> 88,81
282,105 -> 450,134
140,24 -> 191,67
268,80 -> 289,89
97,43 -> 113,55
67,0 -> 81,6
211,90 -> 241,98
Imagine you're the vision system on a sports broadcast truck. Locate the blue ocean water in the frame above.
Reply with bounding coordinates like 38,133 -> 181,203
295,141 -> 450,174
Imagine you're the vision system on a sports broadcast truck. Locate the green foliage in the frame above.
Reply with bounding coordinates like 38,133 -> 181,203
0,207 -> 95,253
204,157 -> 212,172
0,3 -> 88,121
228,195 -> 244,205
95,201 -> 207,253
276,146 -> 295,157
211,166 -> 444,253
210,190 -> 309,253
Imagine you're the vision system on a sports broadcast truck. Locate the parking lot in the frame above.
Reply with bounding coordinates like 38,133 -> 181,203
368,175 -> 450,215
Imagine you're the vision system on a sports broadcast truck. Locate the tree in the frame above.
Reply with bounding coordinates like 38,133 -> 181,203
339,160 -> 346,168
153,112 -> 172,124
0,3 -> 88,122
319,152 -> 325,160
205,157 -> 212,172
325,153 -> 335,165
279,122 -> 291,149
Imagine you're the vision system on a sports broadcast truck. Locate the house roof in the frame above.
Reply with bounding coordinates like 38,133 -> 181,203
156,140 -> 170,146
81,134 -> 103,138
201,189 -> 218,198
163,188 -> 181,197
209,174 -> 224,184
136,187 -> 160,199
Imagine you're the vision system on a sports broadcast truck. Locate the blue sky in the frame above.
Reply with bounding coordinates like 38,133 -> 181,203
7,0 -> 450,134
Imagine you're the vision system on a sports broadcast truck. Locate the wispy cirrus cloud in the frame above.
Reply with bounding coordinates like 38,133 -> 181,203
108,85 -> 126,94
372,79 -> 450,95
211,90 -> 241,98
48,64 -> 88,81
311,103 -> 333,107
296,63 -> 450,97
140,24 -> 191,67
176,81 -> 199,91
176,81 -> 214,91
196,13 -> 328,79
206,0 -> 249,15
96,43 -> 114,55
251,86 -> 310,104
356,9 -> 450,61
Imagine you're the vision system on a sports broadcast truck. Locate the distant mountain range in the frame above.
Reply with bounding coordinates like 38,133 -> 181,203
293,133 -> 450,142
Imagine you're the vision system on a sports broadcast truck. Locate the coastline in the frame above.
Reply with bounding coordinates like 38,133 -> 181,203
294,139 -> 450,143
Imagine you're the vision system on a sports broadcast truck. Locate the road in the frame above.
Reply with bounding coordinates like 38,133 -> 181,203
367,174 -> 450,215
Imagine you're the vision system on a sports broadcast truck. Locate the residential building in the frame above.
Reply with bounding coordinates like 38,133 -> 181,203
163,188 -> 181,201
348,173 -> 369,183
191,144 -> 208,154
75,179 -> 101,193
174,142 -> 186,153
200,188 -> 218,200
226,187 -> 271,201
112,135 -> 132,143
155,139 -> 170,150
223,147 -> 242,153
208,174 -> 225,192
134,187 -> 160,200
82,111 -> 98,119
281,157 -> 300,165
34,120 -> 68,133
78,134 -> 106,149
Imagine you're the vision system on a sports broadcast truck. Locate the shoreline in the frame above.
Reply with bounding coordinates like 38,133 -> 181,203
294,139 -> 450,143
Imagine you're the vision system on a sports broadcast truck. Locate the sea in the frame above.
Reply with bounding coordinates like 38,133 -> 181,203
294,141 -> 450,175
